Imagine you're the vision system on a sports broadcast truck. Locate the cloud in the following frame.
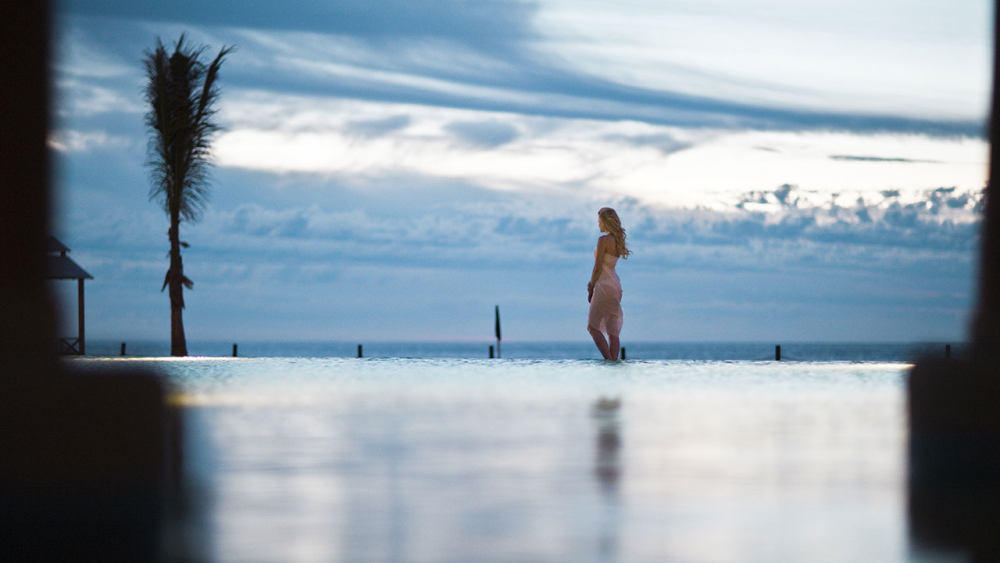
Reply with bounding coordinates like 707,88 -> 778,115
57,154 -> 980,342
345,114 -> 411,137
829,155 -> 940,163
164,180 -> 984,284
54,27 -> 136,79
444,120 -> 520,148
49,4 -> 988,342
56,10 -> 986,138
48,129 -> 134,152
54,79 -> 144,117
199,199 -> 584,269
601,133 -> 691,155
532,0 -> 990,125
713,184 -> 981,251
60,0 -> 538,46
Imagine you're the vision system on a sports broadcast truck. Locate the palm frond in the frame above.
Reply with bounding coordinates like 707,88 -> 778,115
143,35 -> 232,223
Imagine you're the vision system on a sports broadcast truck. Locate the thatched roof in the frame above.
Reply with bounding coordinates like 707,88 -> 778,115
45,236 -> 92,280
46,235 -> 69,254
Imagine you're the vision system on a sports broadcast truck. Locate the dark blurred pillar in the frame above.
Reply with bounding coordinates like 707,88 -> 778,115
0,0 -> 55,366
0,3 -> 179,560
907,2 -> 1000,561
973,0 -> 1000,359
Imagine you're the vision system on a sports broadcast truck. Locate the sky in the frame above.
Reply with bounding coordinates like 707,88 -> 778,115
50,0 -> 991,344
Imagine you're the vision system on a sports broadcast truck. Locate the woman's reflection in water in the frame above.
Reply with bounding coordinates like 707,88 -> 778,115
592,397 -> 622,560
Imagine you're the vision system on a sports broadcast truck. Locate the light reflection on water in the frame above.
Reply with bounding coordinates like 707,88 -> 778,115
76,358 -> 914,561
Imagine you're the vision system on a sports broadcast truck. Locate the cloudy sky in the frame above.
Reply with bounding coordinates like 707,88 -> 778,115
50,0 -> 990,344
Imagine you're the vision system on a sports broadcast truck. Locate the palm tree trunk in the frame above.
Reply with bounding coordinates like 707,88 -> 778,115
168,217 -> 187,356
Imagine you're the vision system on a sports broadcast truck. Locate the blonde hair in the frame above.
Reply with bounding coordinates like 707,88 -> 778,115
599,207 -> 631,258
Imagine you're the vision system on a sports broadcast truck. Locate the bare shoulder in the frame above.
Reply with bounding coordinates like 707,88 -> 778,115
597,234 -> 615,252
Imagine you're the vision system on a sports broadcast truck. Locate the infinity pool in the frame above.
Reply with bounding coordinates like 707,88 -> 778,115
74,358 -> 923,562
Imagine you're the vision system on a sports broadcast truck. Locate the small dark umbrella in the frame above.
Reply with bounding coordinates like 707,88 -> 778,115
495,305 -> 501,358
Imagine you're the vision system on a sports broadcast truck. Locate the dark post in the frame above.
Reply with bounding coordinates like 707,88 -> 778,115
357,344 -> 363,358
621,347 -> 626,360
495,305 -> 502,359
77,278 -> 85,355
775,345 -> 781,361
232,343 -> 238,357
489,345 -> 494,359
120,342 -> 126,356
945,344 -> 951,359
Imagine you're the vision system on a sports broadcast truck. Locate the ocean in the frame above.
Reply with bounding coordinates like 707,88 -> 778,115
67,343 -> 959,562
84,339 -> 956,362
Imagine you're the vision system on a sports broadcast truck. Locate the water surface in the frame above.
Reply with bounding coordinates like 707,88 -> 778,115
74,357 -> 921,562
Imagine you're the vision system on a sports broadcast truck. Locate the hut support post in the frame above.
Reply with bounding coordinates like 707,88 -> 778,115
77,278 -> 85,355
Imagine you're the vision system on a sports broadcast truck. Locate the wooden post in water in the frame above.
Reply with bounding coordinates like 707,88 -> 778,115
621,347 -> 626,360
775,345 -> 781,361
120,342 -> 126,356
77,278 -> 85,355
232,343 -> 238,357
945,344 -> 951,359
489,345 -> 494,358
357,344 -> 363,358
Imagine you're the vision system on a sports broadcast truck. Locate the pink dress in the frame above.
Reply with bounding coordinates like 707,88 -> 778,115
588,250 -> 623,337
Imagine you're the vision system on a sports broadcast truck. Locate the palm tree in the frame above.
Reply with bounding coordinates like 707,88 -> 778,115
144,35 -> 232,356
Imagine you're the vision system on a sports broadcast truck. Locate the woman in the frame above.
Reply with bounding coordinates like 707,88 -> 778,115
587,207 -> 630,360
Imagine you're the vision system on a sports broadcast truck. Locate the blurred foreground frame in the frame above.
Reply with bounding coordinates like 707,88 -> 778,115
907,2 -> 1000,561
3,2 -> 1000,562
0,3 -> 185,560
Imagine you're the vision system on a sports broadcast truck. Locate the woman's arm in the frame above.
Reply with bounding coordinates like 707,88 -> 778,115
587,236 -> 611,302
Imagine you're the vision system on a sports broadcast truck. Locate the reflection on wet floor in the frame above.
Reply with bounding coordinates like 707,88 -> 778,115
84,357 -> 914,561
592,396 -> 621,561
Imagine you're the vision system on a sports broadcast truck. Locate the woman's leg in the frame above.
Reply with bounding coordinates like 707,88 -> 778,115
588,324 -> 611,359
608,334 -> 620,361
